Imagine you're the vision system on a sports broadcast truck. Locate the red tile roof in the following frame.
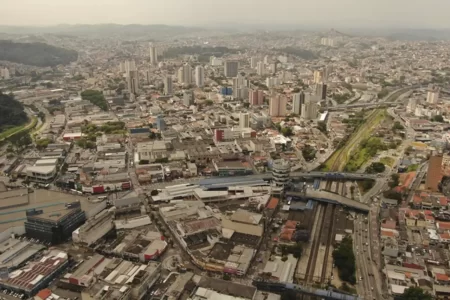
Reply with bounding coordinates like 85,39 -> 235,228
36,289 -> 52,300
436,273 -> 450,281
284,220 -> 297,229
266,197 -> 279,209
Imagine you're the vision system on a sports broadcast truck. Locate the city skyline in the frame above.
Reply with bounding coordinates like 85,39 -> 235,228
2,0 -> 450,29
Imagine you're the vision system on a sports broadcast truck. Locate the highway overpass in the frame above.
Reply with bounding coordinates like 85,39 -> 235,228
329,102 -> 397,111
253,280 -> 362,300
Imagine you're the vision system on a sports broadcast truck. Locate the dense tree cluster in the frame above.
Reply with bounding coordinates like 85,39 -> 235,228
0,91 -> 28,131
333,236 -> 356,284
302,145 -> 316,161
401,287 -> 432,300
81,90 -> 108,111
365,162 -> 386,174
0,40 -> 77,67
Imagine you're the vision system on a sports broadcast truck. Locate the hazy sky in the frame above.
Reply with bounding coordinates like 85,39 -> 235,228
1,0 -> 450,28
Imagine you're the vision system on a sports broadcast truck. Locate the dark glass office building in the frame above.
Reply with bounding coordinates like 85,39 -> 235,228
25,208 -> 86,244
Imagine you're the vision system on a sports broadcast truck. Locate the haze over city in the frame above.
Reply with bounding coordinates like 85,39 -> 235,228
1,0 -> 450,28
1,0 -> 450,299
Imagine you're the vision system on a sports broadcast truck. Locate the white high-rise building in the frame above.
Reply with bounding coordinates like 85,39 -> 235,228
178,64 -> 193,85
269,95 -> 287,117
183,90 -> 194,107
239,113 -> 250,128
164,76 -> 173,95
407,98 -> 417,114
149,43 -> 158,66
427,84 -> 440,104
1,68 -> 10,80
256,62 -> 265,76
119,62 -> 126,72
195,66 -> 204,87
224,61 -> 239,77
301,93 -> 319,120
292,92 -> 305,115
264,55 -> 269,65
124,60 -> 138,95
125,60 -> 136,73
250,57 -> 258,69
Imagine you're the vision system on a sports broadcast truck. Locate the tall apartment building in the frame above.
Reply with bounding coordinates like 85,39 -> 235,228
407,98 -> 417,114
224,61 -> 239,77
124,60 -> 139,95
313,70 -> 323,84
149,43 -> 158,66
164,76 -> 173,95
427,84 -> 440,104
301,93 -> 319,120
292,92 -> 305,115
183,90 -> 195,107
250,57 -> 258,69
239,113 -> 250,128
195,65 -> 204,87
249,89 -> 264,106
178,64 -> 193,85
256,61 -> 265,76
269,95 -> 287,117
315,83 -> 327,100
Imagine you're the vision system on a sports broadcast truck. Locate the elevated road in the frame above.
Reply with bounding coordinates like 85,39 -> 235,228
286,189 -> 370,213
253,280 -> 363,300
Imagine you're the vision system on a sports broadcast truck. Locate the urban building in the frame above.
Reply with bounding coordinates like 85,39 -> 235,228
301,93 -> 319,120
239,113 -> 250,128
321,37 -> 335,47
149,43 -> 157,66
25,207 -> 86,244
292,92 -> 305,115
124,60 -> 139,95
195,65 -> 204,87
249,89 -> 264,106
315,82 -> 327,100
256,61 -> 265,76
269,95 -> 287,117
72,210 -> 114,246
156,115 -> 166,131
313,70 -> 323,84
407,98 -> 417,114
0,250 -> 69,296
164,76 -> 173,95
250,57 -> 257,69
272,159 -> 291,187
427,84 -> 440,104
224,61 -> 239,77
183,90 -> 195,107
178,64 -> 193,85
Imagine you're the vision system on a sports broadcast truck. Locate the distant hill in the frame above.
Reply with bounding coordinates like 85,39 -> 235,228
0,40 -> 78,67
0,92 -> 27,131
0,24 -> 206,39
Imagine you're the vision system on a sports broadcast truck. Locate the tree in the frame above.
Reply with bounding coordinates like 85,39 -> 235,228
317,121 -> 327,134
333,236 -> 356,284
389,174 -> 400,188
365,162 -> 386,174
150,190 -> 159,196
361,179 -> 375,191
431,115 -> 444,123
204,100 -> 213,106
302,145 -> 316,162
81,90 -> 108,111
281,127 -> 293,137
401,287 -> 432,300
392,121 -> 405,131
